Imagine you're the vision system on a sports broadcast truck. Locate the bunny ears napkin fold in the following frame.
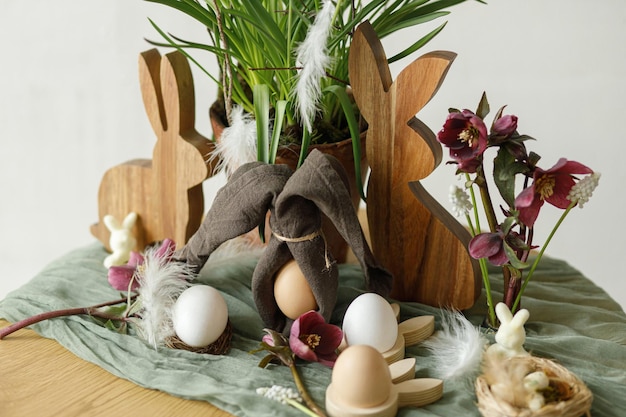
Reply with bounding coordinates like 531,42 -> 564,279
174,149 -> 393,333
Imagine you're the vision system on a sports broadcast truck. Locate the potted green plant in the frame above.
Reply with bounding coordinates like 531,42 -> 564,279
144,0 -> 483,198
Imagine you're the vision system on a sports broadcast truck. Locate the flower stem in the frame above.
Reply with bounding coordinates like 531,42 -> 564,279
0,296 -> 130,340
289,363 -> 327,417
478,257 -> 497,327
511,203 -> 574,312
476,165 -> 498,233
286,399 -> 321,417
466,174 -> 496,326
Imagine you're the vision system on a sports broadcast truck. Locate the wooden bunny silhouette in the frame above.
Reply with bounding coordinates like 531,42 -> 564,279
91,49 -> 216,252
349,22 -> 480,308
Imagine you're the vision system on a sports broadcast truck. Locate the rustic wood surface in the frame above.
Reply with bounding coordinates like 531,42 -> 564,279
0,319 -> 232,417
348,22 -> 480,308
90,49 -> 216,252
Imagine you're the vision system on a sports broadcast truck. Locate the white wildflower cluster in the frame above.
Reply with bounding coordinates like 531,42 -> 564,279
449,185 -> 473,218
567,172 -> 601,208
256,385 -> 303,405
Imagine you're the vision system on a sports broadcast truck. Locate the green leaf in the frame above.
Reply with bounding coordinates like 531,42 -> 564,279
101,304 -> 128,317
503,242 -> 529,270
126,298 -> 143,317
269,100 -> 287,164
324,85 -> 367,201
493,145 -> 529,206
528,151 -> 542,166
297,129 -> 311,169
258,354 -> 275,369
500,216 -> 516,235
147,19 -> 221,86
254,84 -> 270,164
388,22 -> 448,64
475,92 -> 490,119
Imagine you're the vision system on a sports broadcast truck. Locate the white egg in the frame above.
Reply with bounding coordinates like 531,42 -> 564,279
342,293 -> 398,352
172,285 -> 229,347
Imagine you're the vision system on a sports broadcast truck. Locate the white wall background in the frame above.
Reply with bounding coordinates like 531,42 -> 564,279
1,1 -> 624,311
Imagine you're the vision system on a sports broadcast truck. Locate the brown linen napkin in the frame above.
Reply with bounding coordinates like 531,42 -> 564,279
175,149 -> 392,332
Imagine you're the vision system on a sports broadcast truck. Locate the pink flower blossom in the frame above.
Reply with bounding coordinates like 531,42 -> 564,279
289,310 -> 342,367
491,114 -> 518,138
107,239 -> 176,291
469,228 -> 528,267
469,231 -> 509,266
437,110 -> 488,173
515,159 -> 593,227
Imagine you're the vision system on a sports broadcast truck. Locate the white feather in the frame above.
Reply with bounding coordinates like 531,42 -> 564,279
135,245 -> 193,348
421,310 -> 487,383
208,236 -> 266,265
293,0 -> 335,133
210,105 -> 257,178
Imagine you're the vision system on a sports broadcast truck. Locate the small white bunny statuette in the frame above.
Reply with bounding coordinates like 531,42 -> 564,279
485,302 -> 530,361
103,212 -> 137,268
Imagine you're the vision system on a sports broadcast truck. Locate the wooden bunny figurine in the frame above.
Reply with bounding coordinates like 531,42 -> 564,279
348,21 -> 479,308
103,212 -> 137,268
91,49 -> 216,252
485,302 -> 531,361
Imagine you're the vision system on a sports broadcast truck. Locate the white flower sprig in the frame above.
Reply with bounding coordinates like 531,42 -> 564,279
256,385 -> 303,405
568,172 -> 601,208
449,185 -> 473,218
257,385 -> 321,416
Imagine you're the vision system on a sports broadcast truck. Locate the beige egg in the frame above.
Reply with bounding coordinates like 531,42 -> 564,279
330,345 -> 393,409
273,259 -> 318,320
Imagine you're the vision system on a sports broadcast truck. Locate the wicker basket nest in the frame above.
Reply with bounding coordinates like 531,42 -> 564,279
476,356 -> 593,417
165,320 -> 233,355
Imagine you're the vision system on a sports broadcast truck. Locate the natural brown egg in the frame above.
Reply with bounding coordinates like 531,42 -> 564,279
273,259 -> 318,319
330,345 -> 393,409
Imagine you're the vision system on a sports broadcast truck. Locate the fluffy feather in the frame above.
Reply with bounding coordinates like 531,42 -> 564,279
421,310 -> 487,383
482,354 -> 537,408
293,0 -> 335,133
207,236 -> 266,265
135,245 -> 193,348
210,105 -> 257,178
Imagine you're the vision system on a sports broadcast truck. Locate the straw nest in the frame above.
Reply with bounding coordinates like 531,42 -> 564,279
476,356 -> 592,417
165,320 -> 232,355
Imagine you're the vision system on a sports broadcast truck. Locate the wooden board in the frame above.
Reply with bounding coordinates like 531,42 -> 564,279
348,22 -> 480,308
91,49 -> 216,252
0,319 -> 232,417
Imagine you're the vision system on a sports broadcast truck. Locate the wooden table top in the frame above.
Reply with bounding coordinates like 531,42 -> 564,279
0,319 -> 233,417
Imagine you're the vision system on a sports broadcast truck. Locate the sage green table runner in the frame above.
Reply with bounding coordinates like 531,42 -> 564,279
1,243 -> 625,416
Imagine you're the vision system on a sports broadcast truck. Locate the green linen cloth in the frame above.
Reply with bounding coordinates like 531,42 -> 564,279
1,242 -> 625,416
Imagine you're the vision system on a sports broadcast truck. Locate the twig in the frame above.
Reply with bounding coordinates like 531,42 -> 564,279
0,296 -> 132,340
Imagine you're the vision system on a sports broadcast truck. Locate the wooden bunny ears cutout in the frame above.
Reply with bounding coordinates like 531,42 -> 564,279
349,22 -> 480,309
91,49 -> 216,252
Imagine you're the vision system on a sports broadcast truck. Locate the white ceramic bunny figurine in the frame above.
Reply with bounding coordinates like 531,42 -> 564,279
103,212 -> 137,268
485,302 -> 530,361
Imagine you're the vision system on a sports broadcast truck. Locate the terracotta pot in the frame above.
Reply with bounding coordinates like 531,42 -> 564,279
209,102 -> 367,263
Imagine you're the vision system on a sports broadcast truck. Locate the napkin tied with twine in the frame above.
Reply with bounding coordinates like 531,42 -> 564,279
174,149 -> 392,332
